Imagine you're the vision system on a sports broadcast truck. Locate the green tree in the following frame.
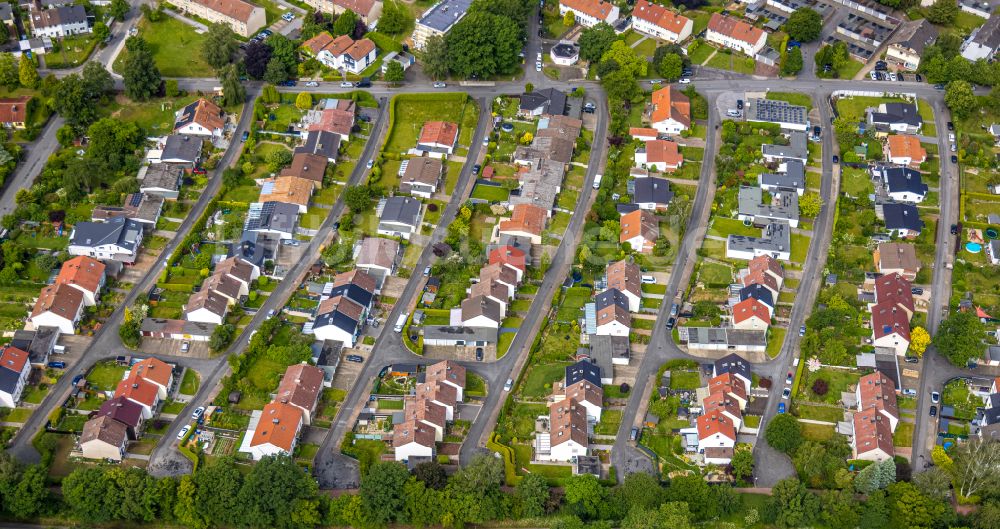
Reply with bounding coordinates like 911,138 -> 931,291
18,56 -> 38,89
622,502 -> 694,529
769,478 -> 819,528
731,447 -> 754,481
975,501 -> 1000,529
220,63 -> 246,107
926,0 -> 958,24
445,12 -> 522,79
209,324 -> 236,352
264,58 -> 289,84
333,10 -> 358,36
912,466 -> 952,501
944,79 -> 977,118
602,68 -> 639,101
887,481 -> 947,529
765,413 -> 803,454
110,0 -> 130,19
266,34 -> 297,74
657,52 -> 683,80
193,457 -> 243,527
781,46 -> 803,75
564,474 -> 606,519
421,35 -> 450,80
119,303 -> 146,349
87,118 -> 143,171
854,462 -> 881,494
799,192 -> 822,217
7,465 -> 49,519
877,457 -> 897,489
93,21 -> 110,43
578,22 -> 617,63
236,456 -> 320,529
384,60 -> 405,83
611,472 -> 665,516
360,461 -> 410,526
121,37 -> 162,101
601,40 -> 647,78
514,473 -> 549,518
344,185 -> 372,212
933,309 -> 986,366
62,467 -> 116,522
0,53 -> 17,89
819,490 -> 860,529
295,92 -> 313,110
378,0 -> 409,34
412,461 -> 448,490
202,23 -> 238,70
784,8 -> 822,42
82,61 -> 114,99
266,148 -> 293,171
563,9 -> 575,27
664,474 -> 715,520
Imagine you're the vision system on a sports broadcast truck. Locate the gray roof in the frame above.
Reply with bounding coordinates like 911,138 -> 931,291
873,165 -> 928,197
889,19 -> 938,55
519,88 -> 567,116
714,352 -> 755,379
296,130 -> 341,160
747,98 -> 808,127
10,327 -> 58,366
762,131 -> 808,160
759,159 -> 805,192
589,334 -> 629,368
551,43 -> 578,59
738,186 -> 799,222
634,177 -> 673,206
417,0 -> 474,32
869,102 -> 922,127
595,288 -> 629,312
422,325 -> 498,343
727,221 -> 791,255
882,203 -> 924,232
687,327 -> 768,347
140,318 -> 217,337
70,217 -> 142,252
31,5 -> 87,28
139,164 -> 183,192
238,231 -> 279,267
0,3 -> 13,21
969,13 -> 1000,50
161,135 -> 202,163
379,196 -> 422,226
244,201 -> 299,234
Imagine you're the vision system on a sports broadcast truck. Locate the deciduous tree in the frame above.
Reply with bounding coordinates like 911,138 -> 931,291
784,8 -> 822,42
933,309 -> 986,366
514,472 -> 549,518
378,0 -> 409,34
244,41 -> 272,79
360,462 -> 410,526
219,64 -> 245,107
578,22 -> 617,63
909,326 -> 930,357
384,60 -> 405,83
121,36 -> 162,101
445,12 -> 522,79
781,46 -> 803,75
202,23 -> 238,70
927,0 -> 958,24
765,413 -> 803,454
944,79 -> 977,118
18,55 -> 38,88
333,11 -> 358,36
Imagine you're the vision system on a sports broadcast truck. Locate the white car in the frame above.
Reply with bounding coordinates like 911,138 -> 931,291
433,82 -> 446,88
305,81 -> 318,87
535,61 -> 542,71
870,71 -> 878,80
503,378 -> 513,391
282,12 -> 294,21
948,133 -> 955,142
888,72 -> 896,81
192,406 -> 206,420
678,78 -> 690,84
339,81 -> 353,88
177,425 -> 191,440
951,143 -> 957,152
536,52 -> 542,61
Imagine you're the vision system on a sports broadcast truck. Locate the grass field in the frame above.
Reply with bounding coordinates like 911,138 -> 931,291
111,95 -> 200,134
471,184 -> 509,202
87,362 -> 126,392
766,327 -> 786,358
45,35 -> 98,69
133,17 -> 214,78
180,369 -> 200,395
800,422 -> 835,441
894,421 -> 914,447
669,370 -> 701,390
687,42 -> 714,66
768,92 -> 813,110
705,51 -> 756,75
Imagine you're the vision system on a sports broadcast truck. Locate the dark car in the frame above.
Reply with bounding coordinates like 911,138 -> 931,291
875,60 -> 887,70
930,405 -> 937,417
346,355 -> 364,363
904,356 -> 919,363
666,317 -> 676,330
736,99 -> 744,110
241,131 -> 249,142
951,155 -> 958,163
475,348 -> 484,361
473,164 -> 481,175
950,224 -> 959,235
947,121 -> 954,131
71,374 -> 84,385
911,287 -> 923,295
47,361 -> 66,369
915,74 -> 922,82
935,83 -> 945,90
832,155 -> 839,163
629,427 -> 639,441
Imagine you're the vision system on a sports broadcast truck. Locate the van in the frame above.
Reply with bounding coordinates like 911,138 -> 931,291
641,275 -> 655,284
394,313 -> 408,333
592,173 -> 602,189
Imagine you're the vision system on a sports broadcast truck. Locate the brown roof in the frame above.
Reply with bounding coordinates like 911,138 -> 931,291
260,176 -> 314,208
31,283 -> 83,320
56,256 -> 105,295
250,401 -> 302,451
853,407 -> 894,458
316,295 -> 365,322
548,400 -> 588,448
886,134 -> 926,163
401,157 -> 442,191
650,86 -> 691,128
708,372 -> 747,402
461,295 -> 503,324
345,38 -> 376,61
489,246 -> 527,272
356,237 -> 400,271
565,379 -> 603,408
876,243 -> 920,275
425,360 -> 466,390
560,0 -> 617,21
415,381 -> 457,408
697,409 -> 736,441
185,289 -> 229,318
741,269 -> 779,294
178,98 -> 225,133
303,32 -> 335,55
732,298 -> 770,325
393,419 -> 436,448
0,346 -> 28,374
276,364 -> 325,414
189,0 -> 258,22
871,302 -> 911,342
704,446 -> 734,460
203,273 -> 243,300
708,13 -> 765,47
115,374 -> 159,407
857,371 -> 899,421
130,357 -> 172,389
331,0 -> 378,17
214,256 -> 256,285
619,210 -> 658,246
404,396 -> 447,429
629,127 -> 658,139
643,139 -> 683,166
418,121 -> 459,148
0,96 -> 30,124
597,302 -> 630,329
480,262 -> 519,288
333,269 -> 377,295
537,115 -> 583,139
746,255 -> 784,281
80,415 -> 128,448
280,153 -> 327,184
633,0 -> 691,34
703,392 -> 743,422
470,280 -> 508,303
874,272 -> 915,315
499,204 -> 547,237
309,107 -> 355,136
606,259 -> 641,300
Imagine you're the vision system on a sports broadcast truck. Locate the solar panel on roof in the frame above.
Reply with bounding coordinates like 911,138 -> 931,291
127,194 -> 143,207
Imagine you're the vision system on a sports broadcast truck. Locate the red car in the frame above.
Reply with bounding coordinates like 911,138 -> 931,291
191,167 -> 207,175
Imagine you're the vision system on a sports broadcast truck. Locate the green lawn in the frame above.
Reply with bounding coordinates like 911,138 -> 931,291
698,261 -> 733,287
894,421 -> 914,447
594,410 -> 623,436
111,95 -> 200,134
87,362 -> 127,392
497,331 -> 516,359
796,403 -> 844,423
633,38 -> 657,59
669,370 -> 701,390
520,362 -> 571,399
705,51 -> 756,75
917,99 -> 937,137
180,369 -> 200,395
800,422 -> 835,441
836,58 -> 865,80
687,41 -> 714,66
768,92 -> 813,110
766,327 -> 786,359
798,367 -> 860,405
707,217 -> 758,238
45,35 -> 98,69
131,17 -> 214,77
384,94 -> 477,153
470,184 -> 510,202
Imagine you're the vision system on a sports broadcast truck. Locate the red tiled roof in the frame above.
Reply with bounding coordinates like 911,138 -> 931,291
131,357 -> 172,389
56,256 -> 105,295
393,419 -> 436,448
874,272 -> 915,315
250,401 -> 301,451
857,371 -> 898,422
499,204 -> 547,236
418,121 -> 458,148
489,246 -> 527,272
643,139 -> 683,166
0,346 -> 28,374
650,86 -> 690,128
619,209 -> 658,246
606,259 -> 641,300
732,298 -> 770,325
0,96 -> 30,124
697,409 -> 736,441
632,0 -> 691,35
31,283 -> 83,320
276,364 -> 325,415
708,13 -> 765,47
560,0 -> 617,21
115,375 -> 158,407
853,407 -> 894,458
871,301 -> 911,341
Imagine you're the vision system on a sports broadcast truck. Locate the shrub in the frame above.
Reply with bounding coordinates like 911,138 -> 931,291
811,379 -> 829,396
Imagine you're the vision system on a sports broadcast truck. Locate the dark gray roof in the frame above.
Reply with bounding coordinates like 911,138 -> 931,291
140,164 -> 183,192
238,231 -> 278,267
140,318 -> 217,337
161,135 -> 202,163
519,88 -> 567,115
870,102 -> 922,127
589,334 -> 629,376
551,43 -> 578,59
983,402 -> 1000,426
714,353 -> 753,380
422,326 -> 499,343
595,288 -> 629,312
244,201 -> 299,234
0,4 -> 12,21
329,283 -> 373,309
311,339 -> 344,367
0,365 -> 20,393
70,217 -> 142,252
889,19 -> 938,54
760,159 -> 805,191
634,177 -> 673,206
739,283 -> 774,307
417,0 -> 473,31
314,306 -> 360,334
379,196 -> 422,226
727,221 -> 791,255
296,130 -> 341,159
762,131 -> 808,160
970,13 -> 1000,50
686,327 -> 767,348
32,5 -> 86,27
566,359 -> 602,387
748,98 -> 807,127
882,203 -> 924,232
11,327 -> 58,366
875,165 -> 928,197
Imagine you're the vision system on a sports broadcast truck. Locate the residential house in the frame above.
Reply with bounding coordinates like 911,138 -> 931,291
0,3 -> 13,30
697,409 -> 736,464
731,297 -> 770,331
561,372 -> 604,421
477,262 -> 519,300
415,381 -> 457,420
738,186 -> 799,228
258,176 -> 314,214
960,15 -> 1000,61
867,102 -> 923,134
242,401 -> 303,460
376,196 -> 422,240
702,392 -> 743,431
881,203 -> 924,238
488,246 -> 527,280
79,416 -> 128,461
280,153 -> 327,188
738,283 -> 774,317
355,237 -> 400,289
312,295 -> 366,345
871,302 -> 911,356
329,269 -> 376,310
852,407 -> 895,461
713,353 -> 753,390
649,86 -> 691,135
0,347 -> 30,408
461,295 -> 503,328
244,201 -> 300,240
29,5 -> 88,38
0,96 -> 31,128
55,256 -> 105,307
302,32 -> 377,73
308,98 -> 356,141
706,13 -> 767,56
761,131 -> 808,164
759,159 -> 805,196
130,357 -> 174,400
873,272 -> 915,319
30,283 -> 84,335
519,88 -> 567,118
550,41 -> 580,66
620,209 -> 658,254
738,254 -> 784,299
166,0 -> 266,37
469,280 -> 509,317
726,221 -> 791,261
275,364 -> 325,424
558,0 -> 619,27
587,334 -> 630,377
393,420 -> 436,461
885,134 -> 927,167
400,157 -> 442,198
746,98 -> 809,131
425,360 -> 466,401
115,375 -> 160,419
138,164 -> 183,200
174,98 -> 226,138
159,135 -> 203,165
606,259 -> 642,312
403,397 -> 447,441
92,193 -> 165,231
10,327 -> 59,369
200,270 -> 245,305
874,242 -> 920,281
629,127 -> 659,142
96,396 -> 145,440
872,165 -> 928,203
499,204 -> 547,245
68,217 -> 144,264
987,240 -> 1000,266
856,371 -> 899,431
543,399 -> 589,461
304,0 -> 382,25
595,288 -> 631,336
634,140 -> 683,172
141,318 -> 217,342
412,0 -> 473,49
633,177 -> 674,211
381,50 -> 415,73
631,0 -> 692,42
184,289 -> 230,325
887,19 -> 938,70
295,129 -> 341,162
215,256 -> 259,290
416,121 -> 459,156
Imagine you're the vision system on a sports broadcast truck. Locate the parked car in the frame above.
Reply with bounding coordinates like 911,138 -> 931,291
72,374 -> 84,386
339,81 -> 353,88
785,371 -> 793,385
778,402 -> 786,413
178,425 -> 191,440
642,275 -> 656,284
947,121 -> 954,131
951,224 -> 959,235
949,132 -> 956,142
347,355 -> 364,363
280,80 -> 296,87
666,317 -> 676,330
799,324 -> 806,336
47,361 -> 66,369
475,348 -> 484,361
782,388 -> 791,399
305,81 -> 318,87
832,155 -> 839,163
935,83 -> 945,90
423,266 -> 431,276
930,405 -> 937,417
629,427 -> 640,441
192,406 -> 206,420
241,131 -> 249,142
875,60 -> 887,70
191,167 -> 207,175
678,78 -> 691,84
503,378 -> 513,391
904,356 -> 919,364
282,12 -> 294,21
670,304 -> 679,317
181,341 -> 190,352
951,155 -> 958,163
267,309 -> 276,318
931,391 -> 940,404
433,82 -> 446,88
366,160 -> 374,169
915,74 -> 922,82
911,287 -> 923,295
870,71 -> 878,81
473,164 -> 481,175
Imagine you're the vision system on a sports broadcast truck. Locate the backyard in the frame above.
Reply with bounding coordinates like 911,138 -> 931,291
383,94 -> 480,153
129,17 -> 214,77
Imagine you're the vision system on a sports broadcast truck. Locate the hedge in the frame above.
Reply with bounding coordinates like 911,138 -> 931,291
486,433 -> 521,486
